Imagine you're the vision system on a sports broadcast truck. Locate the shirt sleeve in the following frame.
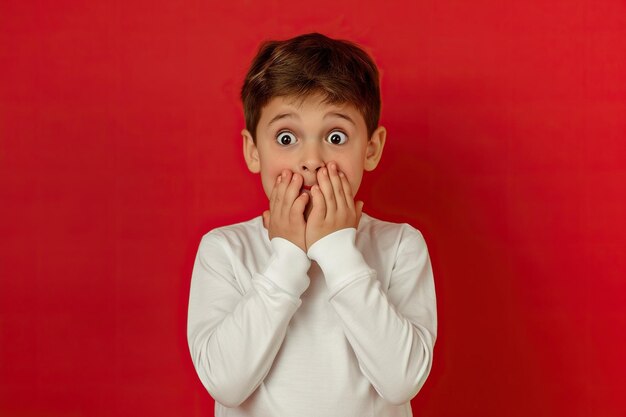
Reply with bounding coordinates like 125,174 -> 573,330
187,233 -> 311,407
307,226 -> 437,405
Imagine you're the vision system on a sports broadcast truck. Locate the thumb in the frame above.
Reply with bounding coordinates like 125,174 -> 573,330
262,210 -> 270,229
355,200 -> 364,226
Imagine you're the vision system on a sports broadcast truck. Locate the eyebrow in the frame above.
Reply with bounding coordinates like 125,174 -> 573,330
267,111 -> 356,127
268,113 -> 298,126
325,112 -> 356,126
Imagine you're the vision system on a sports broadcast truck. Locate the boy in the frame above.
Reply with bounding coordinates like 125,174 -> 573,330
187,33 -> 437,417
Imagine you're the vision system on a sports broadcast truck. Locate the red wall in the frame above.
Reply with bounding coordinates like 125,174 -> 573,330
1,1 -> 625,416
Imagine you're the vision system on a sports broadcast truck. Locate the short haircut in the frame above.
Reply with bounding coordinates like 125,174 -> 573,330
241,33 -> 381,141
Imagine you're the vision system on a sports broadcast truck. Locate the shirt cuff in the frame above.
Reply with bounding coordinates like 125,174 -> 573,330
307,228 -> 371,293
261,237 -> 311,298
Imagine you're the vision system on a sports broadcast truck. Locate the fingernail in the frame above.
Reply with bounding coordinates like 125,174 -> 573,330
339,172 -> 345,178
277,176 -> 282,183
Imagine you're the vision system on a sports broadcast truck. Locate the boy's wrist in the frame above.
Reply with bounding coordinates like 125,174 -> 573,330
262,237 -> 311,297
307,228 -> 371,293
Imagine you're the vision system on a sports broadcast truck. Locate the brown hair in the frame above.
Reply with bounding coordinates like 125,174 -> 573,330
241,33 -> 381,141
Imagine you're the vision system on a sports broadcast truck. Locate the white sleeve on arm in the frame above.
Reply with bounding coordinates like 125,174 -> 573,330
187,233 -> 311,407
307,227 -> 437,405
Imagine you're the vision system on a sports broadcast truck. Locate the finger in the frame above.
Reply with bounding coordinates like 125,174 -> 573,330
308,184 -> 326,221
275,170 -> 292,217
269,174 -> 284,217
269,174 -> 281,210
338,171 -> 355,210
317,166 -> 336,215
284,172 -> 303,208
328,162 -> 346,210
290,192 -> 309,218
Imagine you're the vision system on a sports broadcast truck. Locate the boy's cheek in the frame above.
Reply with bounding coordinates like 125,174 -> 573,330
347,175 -> 363,196
261,177 -> 274,199
260,171 -> 285,198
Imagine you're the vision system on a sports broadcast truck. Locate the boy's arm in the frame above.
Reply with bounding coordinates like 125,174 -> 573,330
308,226 -> 437,405
305,161 -> 436,404
187,231 -> 310,407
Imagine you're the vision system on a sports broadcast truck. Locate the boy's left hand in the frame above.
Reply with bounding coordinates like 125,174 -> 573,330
306,162 -> 363,249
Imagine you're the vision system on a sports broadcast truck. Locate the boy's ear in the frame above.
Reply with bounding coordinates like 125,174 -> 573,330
242,129 -> 260,173
364,126 -> 387,171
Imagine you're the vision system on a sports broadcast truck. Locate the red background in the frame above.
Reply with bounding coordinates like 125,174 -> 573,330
1,1 -> 625,416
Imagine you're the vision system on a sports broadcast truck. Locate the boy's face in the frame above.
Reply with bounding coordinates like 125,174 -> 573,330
242,93 -> 386,207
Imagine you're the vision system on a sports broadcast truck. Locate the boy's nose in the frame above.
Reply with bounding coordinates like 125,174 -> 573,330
300,145 -> 325,173
301,160 -> 325,173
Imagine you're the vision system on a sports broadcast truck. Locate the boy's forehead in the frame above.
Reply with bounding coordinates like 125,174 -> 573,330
259,94 -> 364,125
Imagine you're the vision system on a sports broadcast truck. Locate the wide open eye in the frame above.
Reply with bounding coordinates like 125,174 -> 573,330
326,131 -> 348,145
276,131 -> 297,146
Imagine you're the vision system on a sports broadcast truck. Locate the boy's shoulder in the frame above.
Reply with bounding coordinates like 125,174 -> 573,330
207,215 -> 263,234
358,213 -> 429,256
357,214 -> 430,270
198,216 -> 266,249
359,213 -> 425,240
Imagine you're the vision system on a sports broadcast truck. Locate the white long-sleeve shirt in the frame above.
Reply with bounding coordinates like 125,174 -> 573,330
187,213 -> 437,417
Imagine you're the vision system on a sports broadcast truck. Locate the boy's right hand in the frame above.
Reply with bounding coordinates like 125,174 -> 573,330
262,170 -> 309,252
